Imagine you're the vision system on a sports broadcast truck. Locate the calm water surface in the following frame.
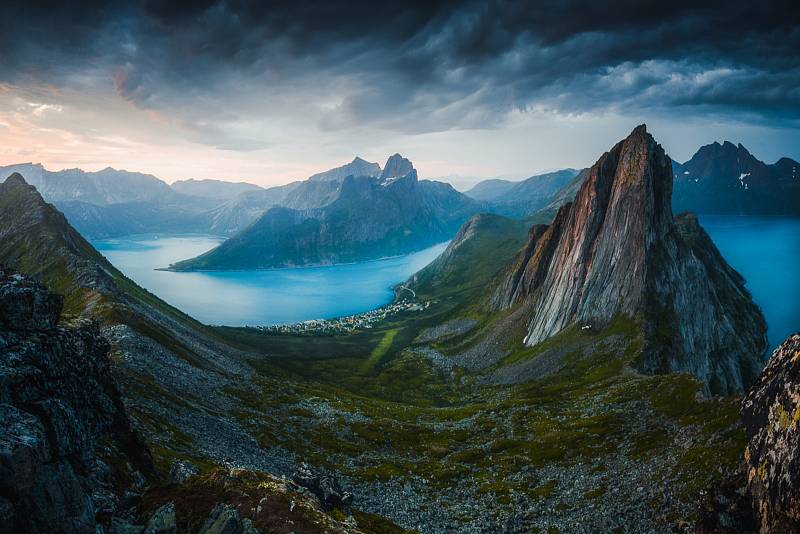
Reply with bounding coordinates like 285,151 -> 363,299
92,235 -> 446,326
700,216 -> 800,350
94,216 -> 799,346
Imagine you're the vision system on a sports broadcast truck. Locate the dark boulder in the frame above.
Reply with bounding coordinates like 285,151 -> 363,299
291,463 -> 353,511
0,267 -> 153,533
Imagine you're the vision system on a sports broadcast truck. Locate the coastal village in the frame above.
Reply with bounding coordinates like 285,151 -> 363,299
258,298 -> 430,335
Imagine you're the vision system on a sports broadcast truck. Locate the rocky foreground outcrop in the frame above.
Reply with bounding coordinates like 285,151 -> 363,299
0,267 -> 152,533
742,333 -> 800,532
493,125 -> 767,394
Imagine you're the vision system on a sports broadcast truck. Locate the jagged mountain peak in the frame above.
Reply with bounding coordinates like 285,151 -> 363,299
307,156 -> 381,182
494,124 -> 766,394
379,153 -> 415,182
3,172 -> 29,187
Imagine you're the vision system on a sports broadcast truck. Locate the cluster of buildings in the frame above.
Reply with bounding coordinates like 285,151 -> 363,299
259,299 -> 429,335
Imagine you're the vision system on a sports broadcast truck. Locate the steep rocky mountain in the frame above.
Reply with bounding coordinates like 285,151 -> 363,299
0,163 -> 230,239
169,156 -> 485,270
0,268 -> 153,533
672,141 -> 800,216
377,153 -> 414,184
307,156 -> 381,182
170,178 -> 263,200
492,125 -> 767,394
466,169 -> 581,218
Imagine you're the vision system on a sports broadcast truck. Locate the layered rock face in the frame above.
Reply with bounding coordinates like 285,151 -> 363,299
0,267 -> 151,533
742,333 -> 800,532
494,125 -> 767,394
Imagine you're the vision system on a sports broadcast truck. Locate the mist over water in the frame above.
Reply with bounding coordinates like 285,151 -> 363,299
92,235 -> 446,326
700,216 -> 800,351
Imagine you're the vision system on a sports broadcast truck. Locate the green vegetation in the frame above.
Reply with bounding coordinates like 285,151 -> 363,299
211,304 -> 744,530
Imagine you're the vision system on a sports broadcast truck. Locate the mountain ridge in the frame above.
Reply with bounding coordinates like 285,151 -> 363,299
169,156 -> 486,270
672,140 -> 800,215
491,125 -> 767,394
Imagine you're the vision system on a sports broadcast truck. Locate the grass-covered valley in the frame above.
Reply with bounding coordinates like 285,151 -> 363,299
0,124 -> 797,534
210,302 -> 746,532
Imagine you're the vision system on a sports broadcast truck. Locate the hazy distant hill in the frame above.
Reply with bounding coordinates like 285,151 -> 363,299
171,178 -> 263,200
307,156 -> 381,182
466,169 -> 581,218
672,141 -> 800,216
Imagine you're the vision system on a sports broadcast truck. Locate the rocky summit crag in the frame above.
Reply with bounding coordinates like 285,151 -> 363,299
742,333 -> 800,532
493,125 -> 767,394
0,267 -> 152,533
672,141 -> 800,216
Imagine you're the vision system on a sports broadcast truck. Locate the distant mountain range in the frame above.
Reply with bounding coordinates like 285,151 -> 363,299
672,141 -> 800,216
2,139 -> 797,270
169,155 -> 484,270
0,129 -> 794,533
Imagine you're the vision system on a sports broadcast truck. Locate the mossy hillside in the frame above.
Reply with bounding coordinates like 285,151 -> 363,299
407,213 -> 529,304
212,312 -> 745,530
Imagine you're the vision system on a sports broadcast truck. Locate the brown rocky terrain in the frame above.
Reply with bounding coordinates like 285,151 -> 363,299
742,332 -> 800,532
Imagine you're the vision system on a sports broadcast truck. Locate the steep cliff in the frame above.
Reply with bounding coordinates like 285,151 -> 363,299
0,267 -> 152,533
494,125 -> 767,394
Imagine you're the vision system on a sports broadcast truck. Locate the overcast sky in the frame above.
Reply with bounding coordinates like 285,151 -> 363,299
0,0 -> 798,187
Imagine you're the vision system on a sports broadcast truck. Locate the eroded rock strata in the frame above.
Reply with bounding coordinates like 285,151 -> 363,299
494,125 -> 767,394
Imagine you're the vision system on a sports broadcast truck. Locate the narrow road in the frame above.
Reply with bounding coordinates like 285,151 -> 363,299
397,284 -> 416,298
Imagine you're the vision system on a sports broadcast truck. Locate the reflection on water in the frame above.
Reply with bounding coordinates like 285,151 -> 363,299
92,235 -> 446,326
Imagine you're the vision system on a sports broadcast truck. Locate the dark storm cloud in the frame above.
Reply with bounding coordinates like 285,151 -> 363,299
1,0 -> 799,146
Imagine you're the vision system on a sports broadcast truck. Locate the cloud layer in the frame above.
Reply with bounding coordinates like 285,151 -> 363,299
0,0 -> 798,183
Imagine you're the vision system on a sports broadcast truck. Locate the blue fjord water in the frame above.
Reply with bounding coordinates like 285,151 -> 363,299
92,235 -> 446,326
93,216 -> 799,348
698,216 -> 800,351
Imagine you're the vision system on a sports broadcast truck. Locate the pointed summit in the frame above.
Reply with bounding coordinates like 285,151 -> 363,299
673,136 -> 800,216
379,153 -> 415,182
3,172 -> 30,187
494,125 -> 766,394
307,157 -> 381,182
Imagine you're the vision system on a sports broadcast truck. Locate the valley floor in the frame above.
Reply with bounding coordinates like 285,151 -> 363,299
124,298 -> 744,533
